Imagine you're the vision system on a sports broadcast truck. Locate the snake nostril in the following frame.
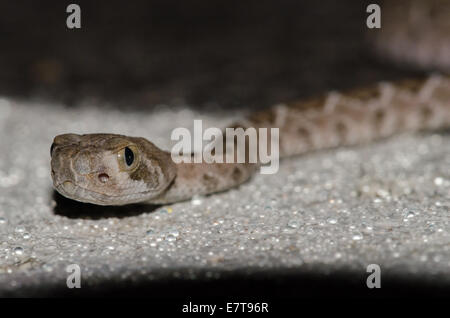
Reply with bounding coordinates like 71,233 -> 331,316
98,173 -> 109,183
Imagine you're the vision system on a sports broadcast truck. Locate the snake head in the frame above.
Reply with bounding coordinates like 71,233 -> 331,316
50,133 -> 176,205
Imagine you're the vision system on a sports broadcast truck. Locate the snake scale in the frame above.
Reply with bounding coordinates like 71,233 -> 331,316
51,0 -> 450,206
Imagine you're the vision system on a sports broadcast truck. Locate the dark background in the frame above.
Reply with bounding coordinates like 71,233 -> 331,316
1,0 -> 444,299
0,0 -> 423,111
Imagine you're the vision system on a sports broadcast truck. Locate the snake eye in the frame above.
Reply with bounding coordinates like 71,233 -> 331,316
125,147 -> 134,166
117,145 -> 139,171
50,143 -> 55,156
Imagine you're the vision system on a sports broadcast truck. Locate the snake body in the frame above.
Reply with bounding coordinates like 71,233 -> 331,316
51,76 -> 450,205
51,0 -> 450,206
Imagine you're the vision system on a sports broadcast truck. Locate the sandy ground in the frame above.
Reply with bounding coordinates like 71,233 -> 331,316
0,97 -> 449,296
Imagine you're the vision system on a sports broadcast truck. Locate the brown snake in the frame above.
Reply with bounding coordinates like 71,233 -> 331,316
51,0 -> 450,206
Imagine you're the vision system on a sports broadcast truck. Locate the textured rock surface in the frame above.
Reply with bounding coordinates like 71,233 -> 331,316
0,98 -> 449,296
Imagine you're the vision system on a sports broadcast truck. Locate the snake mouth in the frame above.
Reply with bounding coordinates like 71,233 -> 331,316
54,180 -> 157,206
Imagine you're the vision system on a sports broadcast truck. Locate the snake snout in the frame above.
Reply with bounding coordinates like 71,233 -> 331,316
73,151 -> 93,175
61,180 -> 76,194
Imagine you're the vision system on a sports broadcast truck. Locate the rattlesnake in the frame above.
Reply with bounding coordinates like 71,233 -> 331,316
51,0 -> 450,206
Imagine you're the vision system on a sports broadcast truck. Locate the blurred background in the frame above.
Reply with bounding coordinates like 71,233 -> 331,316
0,0 -> 424,111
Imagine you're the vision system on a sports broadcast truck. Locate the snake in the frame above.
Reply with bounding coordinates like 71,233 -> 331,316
51,0 -> 450,206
